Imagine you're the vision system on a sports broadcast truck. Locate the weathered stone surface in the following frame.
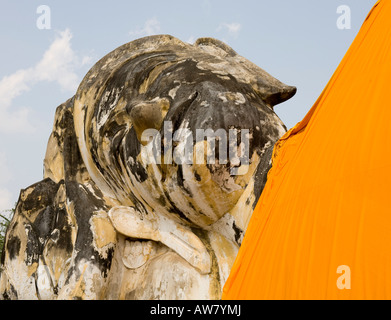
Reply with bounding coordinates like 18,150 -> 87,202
0,35 -> 295,300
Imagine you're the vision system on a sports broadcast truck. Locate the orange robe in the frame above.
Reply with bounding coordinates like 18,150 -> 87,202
223,0 -> 391,300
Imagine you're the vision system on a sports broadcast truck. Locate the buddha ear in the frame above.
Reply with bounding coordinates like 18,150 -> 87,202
194,37 -> 297,108
128,97 -> 170,145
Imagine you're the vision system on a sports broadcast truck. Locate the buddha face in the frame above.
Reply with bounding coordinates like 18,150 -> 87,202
74,35 -> 296,228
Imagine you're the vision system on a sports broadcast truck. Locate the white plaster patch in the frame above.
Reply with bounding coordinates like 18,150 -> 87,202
97,87 -> 123,130
168,82 -> 181,99
231,92 -> 246,105
218,93 -> 228,103
217,75 -> 231,81
36,265 -> 53,300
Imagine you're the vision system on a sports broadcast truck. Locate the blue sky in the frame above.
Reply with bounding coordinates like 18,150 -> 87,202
0,0 -> 376,212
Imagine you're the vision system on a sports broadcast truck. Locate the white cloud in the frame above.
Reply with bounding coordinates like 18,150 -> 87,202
129,18 -> 161,38
0,29 -> 92,134
0,68 -> 34,133
34,29 -> 80,92
217,22 -> 242,38
0,153 -> 14,213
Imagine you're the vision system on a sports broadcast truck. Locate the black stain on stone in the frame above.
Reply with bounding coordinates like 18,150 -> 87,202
163,190 -> 192,224
176,165 -> 192,197
64,180 -> 113,280
20,178 -> 60,214
232,221 -> 243,245
1,283 -> 18,300
252,145 -> 274,209
194,171 -> 202,182
121,129 -> 148,183
191,227 -> 221,297
6,236 -> 21,261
